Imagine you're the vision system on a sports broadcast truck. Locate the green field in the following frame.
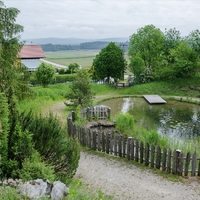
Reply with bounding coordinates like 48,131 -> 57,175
44,50 -> 100,69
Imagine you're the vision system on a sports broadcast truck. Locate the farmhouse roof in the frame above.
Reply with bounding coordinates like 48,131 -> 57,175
19,44 -> 45,59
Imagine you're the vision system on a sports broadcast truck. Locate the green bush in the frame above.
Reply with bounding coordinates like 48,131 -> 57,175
54,74 -> 77,83
115,112 -> 134,135
19,111 -> 80,181
19,151 -> 55,182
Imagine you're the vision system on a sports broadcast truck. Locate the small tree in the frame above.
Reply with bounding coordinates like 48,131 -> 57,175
93,42 -> 126,81
35,63 -> 55,87
65,69 -> 95,107
68,63 -> 79,74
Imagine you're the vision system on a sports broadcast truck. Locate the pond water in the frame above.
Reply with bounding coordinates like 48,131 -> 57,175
99,97 -> 200,140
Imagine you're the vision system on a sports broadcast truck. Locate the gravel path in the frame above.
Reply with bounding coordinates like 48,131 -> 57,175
75,151 -> 200,200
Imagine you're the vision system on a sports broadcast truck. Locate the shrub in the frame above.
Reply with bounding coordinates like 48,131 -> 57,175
19,151 -> 55,182
19,111 -> 80,180
54,74 -> 77,83
115,112 -> 134,135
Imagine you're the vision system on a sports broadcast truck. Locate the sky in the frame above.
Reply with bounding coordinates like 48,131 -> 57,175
4,0 -> 200,40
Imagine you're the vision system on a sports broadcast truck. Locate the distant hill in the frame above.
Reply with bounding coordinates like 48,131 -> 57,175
24,37 -> 129,45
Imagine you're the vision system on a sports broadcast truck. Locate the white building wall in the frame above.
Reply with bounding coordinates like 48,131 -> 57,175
21,59 -> 41,71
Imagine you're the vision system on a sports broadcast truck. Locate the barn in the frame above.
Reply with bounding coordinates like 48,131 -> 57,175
18,44 -> 45,71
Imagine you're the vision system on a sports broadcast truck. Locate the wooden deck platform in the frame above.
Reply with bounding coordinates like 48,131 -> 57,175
143,95 -> 166,104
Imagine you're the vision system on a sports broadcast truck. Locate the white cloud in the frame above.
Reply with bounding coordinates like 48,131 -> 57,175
4,0 -> 200,39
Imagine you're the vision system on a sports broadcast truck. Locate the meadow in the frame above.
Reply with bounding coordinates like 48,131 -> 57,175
44,50 -> 100,68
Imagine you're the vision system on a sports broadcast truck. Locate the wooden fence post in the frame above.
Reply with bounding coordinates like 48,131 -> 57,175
92,130 -> 96,151
106,133 -> 109,154
114,135 -> 117,156
151,144 -> 155,168
184,152 -> 190,176
102,132 -> 105,152
127,137 -> 132,160
156,146 -> 161,169
145,142 -> 150,166
172,150 -> 178,174
135,140 -> 139,162
177,152 -> 184,176
162,147 -> 167,172
110,134 -> 113,155
167,149 -> 172,174
122,136 -> 126,158
140,141 -> 144,163
71,111 -> 75,122
118,135 -> 122,157
130,138 -> 134,160
198,160 -> 200,176
108,108 -> 111,120
191,152 -> 197,176
98,131 -> 101,151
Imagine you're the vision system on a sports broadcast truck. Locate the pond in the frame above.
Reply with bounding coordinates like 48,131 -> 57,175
99,97 -> 200,140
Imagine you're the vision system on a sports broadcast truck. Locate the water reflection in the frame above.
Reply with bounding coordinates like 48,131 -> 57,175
99,97 -> 200,140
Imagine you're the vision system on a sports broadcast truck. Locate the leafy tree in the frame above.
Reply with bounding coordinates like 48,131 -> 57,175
35,63 -> 55,87
65,69 -> 95,107
128,25 -> 165,81
68,63 -> 79,74
164,28 -> 182,64
186,29 -> 200,56
93,42 -> 126,81
169,41 -> 199,78
129,55 -> 146,83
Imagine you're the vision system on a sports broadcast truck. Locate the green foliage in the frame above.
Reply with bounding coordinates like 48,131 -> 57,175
35,63 -> 56,87
58,68 -> 66,74
54,73 -> 77,83
0,186 -> 21,199
68,63 -> 79,73
93,42 -> 126,81
19,111 -> 80,180
19,151 -> 55,182
68,180 -> 113,200
169,41 -> 199,78
0,93 -> 9,177
128,24 -> 165,80
115,112 -> 134,135
65,69 -> 95,107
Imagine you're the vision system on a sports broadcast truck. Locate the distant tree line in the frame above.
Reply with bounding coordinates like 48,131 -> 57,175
41,41 -> 129,51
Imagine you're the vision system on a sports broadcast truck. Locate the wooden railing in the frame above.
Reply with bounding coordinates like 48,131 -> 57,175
80,105 -> 111,120
67,114 -> 200,177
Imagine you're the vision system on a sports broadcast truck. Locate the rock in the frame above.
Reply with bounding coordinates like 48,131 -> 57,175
51,181 -> 69,200
17,179 -> 68,200
17,179 -> 50,199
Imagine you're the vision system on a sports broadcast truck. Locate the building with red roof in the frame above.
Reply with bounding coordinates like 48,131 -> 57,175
18,44 -> 45,71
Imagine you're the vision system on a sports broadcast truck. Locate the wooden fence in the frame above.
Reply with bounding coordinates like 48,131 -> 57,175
67,116 -> 200,177
80,105 -> 111,120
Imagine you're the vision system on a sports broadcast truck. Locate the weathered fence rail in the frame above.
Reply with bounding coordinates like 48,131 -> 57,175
80,105 -> 111,120
67,115 -> 200,177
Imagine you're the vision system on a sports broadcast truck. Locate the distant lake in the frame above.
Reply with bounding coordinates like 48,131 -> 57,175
99,97 -> 200,140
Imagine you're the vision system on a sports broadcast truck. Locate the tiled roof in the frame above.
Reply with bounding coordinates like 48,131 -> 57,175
19,44 -> 45,59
